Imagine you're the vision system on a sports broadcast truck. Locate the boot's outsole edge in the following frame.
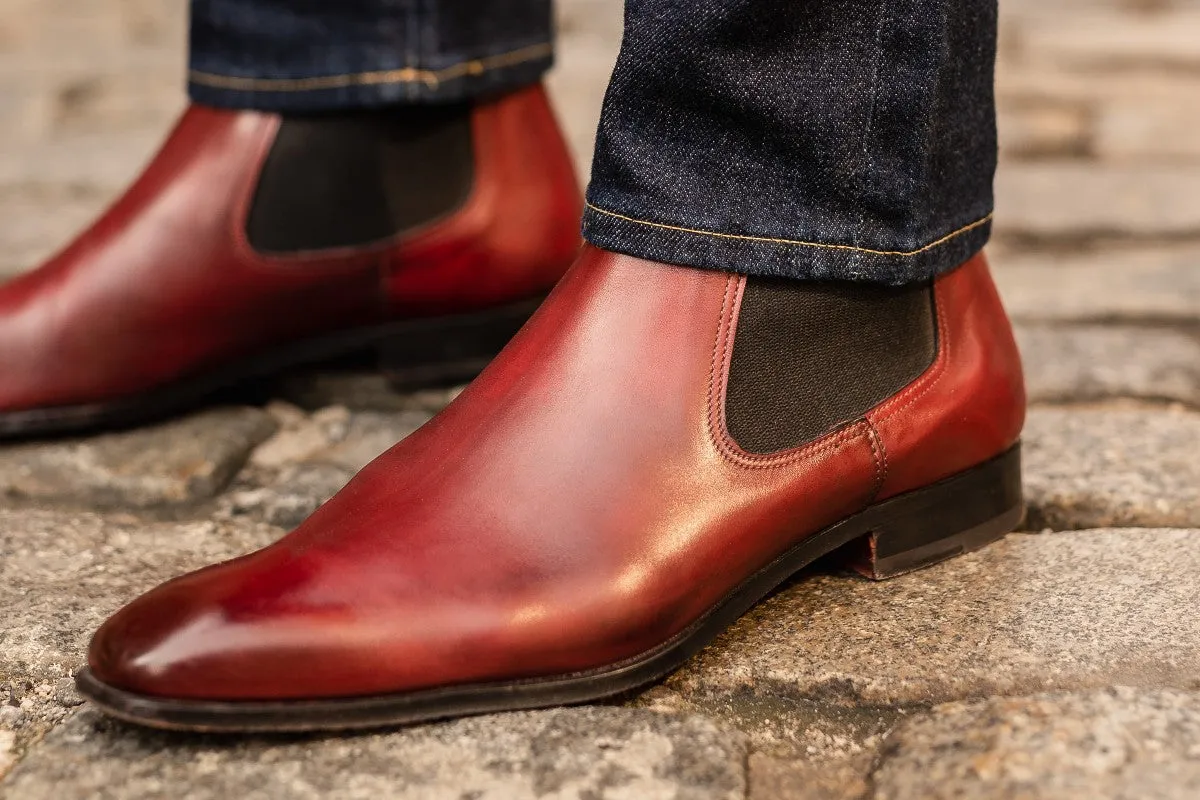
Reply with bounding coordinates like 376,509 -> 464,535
75,444 -> 1023,734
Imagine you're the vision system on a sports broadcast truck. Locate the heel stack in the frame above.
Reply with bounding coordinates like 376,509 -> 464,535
378,296 -> 544,392
844,445 -> 1024,581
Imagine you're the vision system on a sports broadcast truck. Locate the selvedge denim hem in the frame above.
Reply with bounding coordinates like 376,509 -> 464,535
584,0 -> 999,285
188,0 -> 554,110
583,205 -> 993,286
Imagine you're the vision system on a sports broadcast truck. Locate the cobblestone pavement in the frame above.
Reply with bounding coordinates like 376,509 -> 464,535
1,1 -> 1199,798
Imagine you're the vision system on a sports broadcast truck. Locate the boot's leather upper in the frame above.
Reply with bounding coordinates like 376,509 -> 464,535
88,246 -> 1025,701
0,85 -> 581,412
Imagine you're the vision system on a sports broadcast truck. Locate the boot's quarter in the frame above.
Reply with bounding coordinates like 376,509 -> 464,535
78,246 -> 1026,732
0,85 -> 581,439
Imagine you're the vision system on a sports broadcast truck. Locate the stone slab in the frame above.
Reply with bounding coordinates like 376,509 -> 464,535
1017,9 -> 1200,73
995,165 -> 1200,243
274,372 -> 462,414
221,406 -> 433,528
638,684 -> 901,763
1024,406 -> 1200,530
995,246 -> 1200,324
0,509 -> 280,693
1017,324 -> 1200,407
548,0 -> 621,181
0,408 -> 277,510
872,688 -> 1200,800
748,752 -> 874,800
0,508 -> 280,778
660,529 -> 1200,709
1,707 -> 747,800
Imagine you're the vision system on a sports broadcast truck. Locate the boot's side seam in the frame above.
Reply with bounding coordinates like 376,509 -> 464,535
865,420 -> 889,502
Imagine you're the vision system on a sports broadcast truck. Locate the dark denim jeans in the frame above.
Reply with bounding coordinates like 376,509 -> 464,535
189,0 -> 997,285
189,1 -> 555,109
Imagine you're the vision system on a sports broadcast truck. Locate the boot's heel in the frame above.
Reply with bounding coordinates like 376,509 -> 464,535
845,445 -> 1024,581
378,296 -> 545,392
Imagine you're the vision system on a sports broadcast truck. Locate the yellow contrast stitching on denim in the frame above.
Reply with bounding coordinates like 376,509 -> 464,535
586,203 -> 993,258
189,43 -> 552,92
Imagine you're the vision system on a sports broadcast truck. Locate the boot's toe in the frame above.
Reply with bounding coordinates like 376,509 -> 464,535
88,577 -> 237,699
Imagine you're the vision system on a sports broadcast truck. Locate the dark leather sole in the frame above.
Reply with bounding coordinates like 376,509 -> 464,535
75,444 -> 1023,733
0,297 -> 543,441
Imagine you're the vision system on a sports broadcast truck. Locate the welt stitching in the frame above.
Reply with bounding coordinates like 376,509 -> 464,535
189,42 -> 552,93
872,282 -> 950,424
587,203 -> 992,259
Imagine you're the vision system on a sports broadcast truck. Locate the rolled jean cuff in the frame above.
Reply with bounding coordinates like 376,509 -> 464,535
582,204 -> 994,286
188,42 -> 553,112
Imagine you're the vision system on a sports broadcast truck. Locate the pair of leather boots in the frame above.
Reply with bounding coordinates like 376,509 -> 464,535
1,86 -> 1025,732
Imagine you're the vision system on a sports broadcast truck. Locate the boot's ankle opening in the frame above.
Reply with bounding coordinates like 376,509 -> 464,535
246,104 -> 475,254
725,278 -> 938,454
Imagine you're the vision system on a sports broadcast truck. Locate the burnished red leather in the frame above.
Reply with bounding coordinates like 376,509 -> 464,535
88,246 -> 1024,702
867,253 -> 1026,501
0,84 -> 580,412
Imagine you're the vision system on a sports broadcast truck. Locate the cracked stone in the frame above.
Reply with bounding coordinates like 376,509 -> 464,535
1,707 -> 747,800
872,688 -> 1200,800
1025,406 -> 1200,530
662,529 -> 1200,709
1017,324 -> 1200,407
0,408 -> 277,510
637,684 -> 901,763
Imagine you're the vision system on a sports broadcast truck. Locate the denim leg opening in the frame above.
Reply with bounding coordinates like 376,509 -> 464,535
583,0 -> 999,285
188,0 -> 554,111
583,205 -> 993,286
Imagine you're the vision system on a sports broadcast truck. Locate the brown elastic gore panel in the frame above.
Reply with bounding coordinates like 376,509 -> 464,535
725,277 -> 937,454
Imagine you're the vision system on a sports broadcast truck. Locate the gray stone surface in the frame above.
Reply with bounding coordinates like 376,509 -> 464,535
1017,324 -> 1200,407
549,0 -> 621,179
0,408 -> 277,510
1,0 -> 1199,796
638,684 -> 901,763
0,509 -> 280,710
1025,406 -> 1200,530
0,508 -> 279,779
873,688 -> 1200,800
661,530 -> 1200,709
995,246 -> 1200,324
994,165 -> 1200,242
1,707 -> 747,800
274,371 -> 462,413
219,405 -> 433,528
749,752 -> 875,800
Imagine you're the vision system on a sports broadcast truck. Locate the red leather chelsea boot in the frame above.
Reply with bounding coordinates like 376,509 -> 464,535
79,245 -> 1025,732
0,84 -> 581,438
